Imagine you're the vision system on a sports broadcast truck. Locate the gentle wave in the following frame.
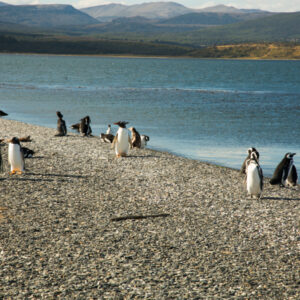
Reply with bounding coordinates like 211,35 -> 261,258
0,82 -> 298,96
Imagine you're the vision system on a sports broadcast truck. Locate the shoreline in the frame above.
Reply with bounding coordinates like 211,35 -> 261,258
1,52 -> 299,61
0,118 -> 299,298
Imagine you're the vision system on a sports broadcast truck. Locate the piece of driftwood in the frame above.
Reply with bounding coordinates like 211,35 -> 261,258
111,213 -> 170,222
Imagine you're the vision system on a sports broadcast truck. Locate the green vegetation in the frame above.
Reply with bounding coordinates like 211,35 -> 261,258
1,34 -> 299,59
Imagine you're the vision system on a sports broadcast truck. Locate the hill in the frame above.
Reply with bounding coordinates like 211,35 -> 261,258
179,11 -> 300,45
0,4 -> 98,28
81,2 -> 193,22
160,11 -> 273,26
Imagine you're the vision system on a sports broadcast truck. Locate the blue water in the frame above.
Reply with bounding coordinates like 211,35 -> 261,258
0,54 -> 299,176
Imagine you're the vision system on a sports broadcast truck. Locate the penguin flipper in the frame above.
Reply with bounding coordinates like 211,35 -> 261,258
258,166 -> 264,190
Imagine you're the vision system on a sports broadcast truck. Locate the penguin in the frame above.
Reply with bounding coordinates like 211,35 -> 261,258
106,124 -> 112,135
270,153 -> 297,186
8,137 -> 25,175
140,135 -> 150,149
22,147 -> 35,158
80,116 -> 92,136
246,151 -> 263,199
286,165 -> 298,187
241,147 -> 260,174
55,111 -> 67,136
112,121 -> 131,157
19,136 -> 31,143
129,127 -> 141,149
70,123 -> 80,132
100,133 -> 114,143
0,110 -> 8,117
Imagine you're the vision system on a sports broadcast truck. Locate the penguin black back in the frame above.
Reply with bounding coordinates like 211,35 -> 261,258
55,111 -> 67,136
270,153 -> 296,185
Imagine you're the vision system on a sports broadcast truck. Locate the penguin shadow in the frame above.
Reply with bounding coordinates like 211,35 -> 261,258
122,154 -> 160,159
7,177 -> 55,182
262,196 -> 300,201
26,172 -> 88,179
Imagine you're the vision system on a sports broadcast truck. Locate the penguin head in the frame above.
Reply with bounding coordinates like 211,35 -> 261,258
250,151 -> 259,163
8,137 -> 20,145
286,152 -> 296,159
114,121 -> 128,128
56,111 -> 63,119
85,116 -> 91,124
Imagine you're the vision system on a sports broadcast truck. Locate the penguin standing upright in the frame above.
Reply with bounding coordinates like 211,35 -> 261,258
241,147 -> 260,174
8,137 -> 25,175
270,153 -> 297,186
112,121 -> 131,157
246,152 -> 263,199
129,127 -> 141,149
55,111 -> 67,136
80,116 -> 92,136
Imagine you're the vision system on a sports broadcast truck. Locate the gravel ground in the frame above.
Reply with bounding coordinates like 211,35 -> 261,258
0,118 -> 299,299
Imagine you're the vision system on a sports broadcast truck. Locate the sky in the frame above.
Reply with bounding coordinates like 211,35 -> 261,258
2,0 -> 300,13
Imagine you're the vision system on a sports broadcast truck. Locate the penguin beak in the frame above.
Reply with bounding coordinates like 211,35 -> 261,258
291,153 -> 296,157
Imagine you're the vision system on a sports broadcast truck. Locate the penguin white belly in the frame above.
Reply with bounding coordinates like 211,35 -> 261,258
247,164 -> 261,197
115,128 -> 129,155
8,144 -> 24,172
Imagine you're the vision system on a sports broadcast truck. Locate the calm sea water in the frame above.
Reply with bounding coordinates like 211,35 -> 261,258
0,54 -> 299,176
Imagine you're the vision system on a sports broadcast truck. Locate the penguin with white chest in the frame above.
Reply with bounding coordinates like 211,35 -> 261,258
270,153 -> 297,186
8,137 -> 25,175
112,121 -> 131,157
246,152 -> 263,199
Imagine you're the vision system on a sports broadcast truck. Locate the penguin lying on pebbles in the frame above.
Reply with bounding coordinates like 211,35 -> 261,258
100,133 -> 114,143
246,151 -> 263,199
241,147 -> 260,174
8,137 -> 25,175
70,123 -> 80,132
55,111 -> 67,136
112,121 -> 131,157
270,153 -> 297,187
129,127 -> 141,149
19,136 -> 32,143
22,147 -> 35,158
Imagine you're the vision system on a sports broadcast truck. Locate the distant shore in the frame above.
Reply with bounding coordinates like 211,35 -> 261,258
0,118 -> 299,298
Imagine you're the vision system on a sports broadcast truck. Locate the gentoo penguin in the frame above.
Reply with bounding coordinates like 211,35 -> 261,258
22,147 -> 35,158
246,152 -> 263,199
140,135 -> 150,149
112,121 -> 131,157
0,110 -> 8,117
106,124 -> 111,135
241,147 -> 260,174
129,127 -> 141,149
8,137 -> 25,175
80,116 -> 92,136
55,111 -> 67,136
270,153 -> 297,186
100,133 -> 114,143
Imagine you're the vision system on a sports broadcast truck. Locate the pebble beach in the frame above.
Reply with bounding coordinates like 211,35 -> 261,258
0,118 -> 299,299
